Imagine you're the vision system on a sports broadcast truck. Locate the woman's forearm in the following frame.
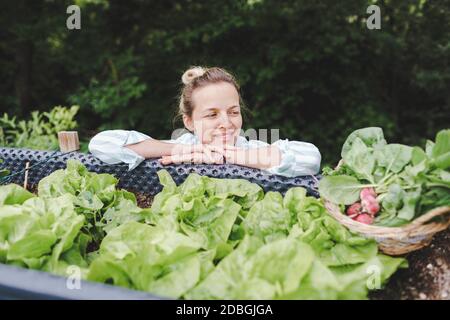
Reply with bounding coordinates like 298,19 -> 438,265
124,139 -> 178,159
227,146 -> 282,170
251,146 -> 282,170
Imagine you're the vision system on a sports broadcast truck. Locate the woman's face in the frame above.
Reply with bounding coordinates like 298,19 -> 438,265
184,82 -> 243,146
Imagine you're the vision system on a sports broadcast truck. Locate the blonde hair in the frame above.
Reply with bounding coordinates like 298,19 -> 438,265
174,66 -> 248,126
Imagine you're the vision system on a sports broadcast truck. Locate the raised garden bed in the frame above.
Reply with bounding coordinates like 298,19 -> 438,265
0,147 -> 448,300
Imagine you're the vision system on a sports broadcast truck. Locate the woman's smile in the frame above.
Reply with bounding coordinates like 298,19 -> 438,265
216,130 -> 234,138
186,81 -> 243,146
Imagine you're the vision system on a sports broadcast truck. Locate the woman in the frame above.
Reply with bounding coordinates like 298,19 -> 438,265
89,66 -> 321,177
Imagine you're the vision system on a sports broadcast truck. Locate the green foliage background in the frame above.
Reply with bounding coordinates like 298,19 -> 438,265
0,0 -> 448,165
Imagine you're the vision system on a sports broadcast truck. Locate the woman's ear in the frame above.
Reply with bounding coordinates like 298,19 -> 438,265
182,114 -> 194,132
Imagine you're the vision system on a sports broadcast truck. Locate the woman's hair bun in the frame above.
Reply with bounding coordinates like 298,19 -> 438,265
181,66 -> 206,85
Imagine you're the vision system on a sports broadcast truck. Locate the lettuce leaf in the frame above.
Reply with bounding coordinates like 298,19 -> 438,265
87,221 -> 204,298
0,191 -> 85,271
38,160 -> 149,241
0,184 -> 34,206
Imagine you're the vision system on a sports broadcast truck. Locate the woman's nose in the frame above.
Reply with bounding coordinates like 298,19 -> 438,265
218,113 -> 232,128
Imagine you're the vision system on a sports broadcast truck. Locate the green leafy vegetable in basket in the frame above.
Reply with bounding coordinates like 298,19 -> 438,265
319,127 -> 450,226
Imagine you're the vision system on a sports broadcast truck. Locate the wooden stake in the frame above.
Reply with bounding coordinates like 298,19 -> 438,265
58,131 -> 80,153
23,162 -> 30,190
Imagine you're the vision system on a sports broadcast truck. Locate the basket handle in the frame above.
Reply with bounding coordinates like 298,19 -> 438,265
408,206 -> 450,227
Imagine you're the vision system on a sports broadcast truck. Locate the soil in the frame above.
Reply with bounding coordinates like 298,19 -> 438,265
134,192 -> 154,208
28,184 -> 38,194
369,227 -> 449,300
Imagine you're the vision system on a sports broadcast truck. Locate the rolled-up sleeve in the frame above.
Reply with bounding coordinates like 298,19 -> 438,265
241,138 -> 321,177
267,139 -> 321,177
88,130 -> 151,170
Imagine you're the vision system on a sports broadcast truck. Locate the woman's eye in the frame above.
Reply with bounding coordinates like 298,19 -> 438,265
206,113 -> 217,118
229,111 -> 240,116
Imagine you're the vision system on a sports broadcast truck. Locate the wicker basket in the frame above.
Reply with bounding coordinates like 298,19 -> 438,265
323,160 -> 450,256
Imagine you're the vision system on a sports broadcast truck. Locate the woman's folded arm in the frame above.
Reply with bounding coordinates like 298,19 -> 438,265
88,130 -> 150,170
89,130 -> 321,176
88,130 -> 198,170
243,138 -> 321,177
268,139 -> 321,177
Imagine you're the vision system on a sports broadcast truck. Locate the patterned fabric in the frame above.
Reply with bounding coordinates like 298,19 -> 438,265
0,147 -> 321,197
88,130 -> 322,177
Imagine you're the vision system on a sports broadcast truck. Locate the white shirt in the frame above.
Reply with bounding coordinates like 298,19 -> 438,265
88,130 -> 321,177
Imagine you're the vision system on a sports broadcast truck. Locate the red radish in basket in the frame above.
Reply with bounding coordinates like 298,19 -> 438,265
362,197 -> 380,216
360,187 -> 380,216
346,202 -> 362,219
360,187 -> 376,199
343,188 -> 379,225
355,213 -> 374,225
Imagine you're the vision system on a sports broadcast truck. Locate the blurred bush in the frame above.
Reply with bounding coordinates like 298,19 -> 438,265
0,0 -> 448,165
0,106 -> 79,150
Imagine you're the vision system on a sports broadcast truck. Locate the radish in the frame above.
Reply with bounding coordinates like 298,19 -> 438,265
346,202 -> 362,218
359,188 -> 380,216
361,196 -> 380,216
360,187 -> 376,199
354,213 -> 374,225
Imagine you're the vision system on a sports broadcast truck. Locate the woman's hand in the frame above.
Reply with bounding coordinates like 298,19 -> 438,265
159,144 -> 225,165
